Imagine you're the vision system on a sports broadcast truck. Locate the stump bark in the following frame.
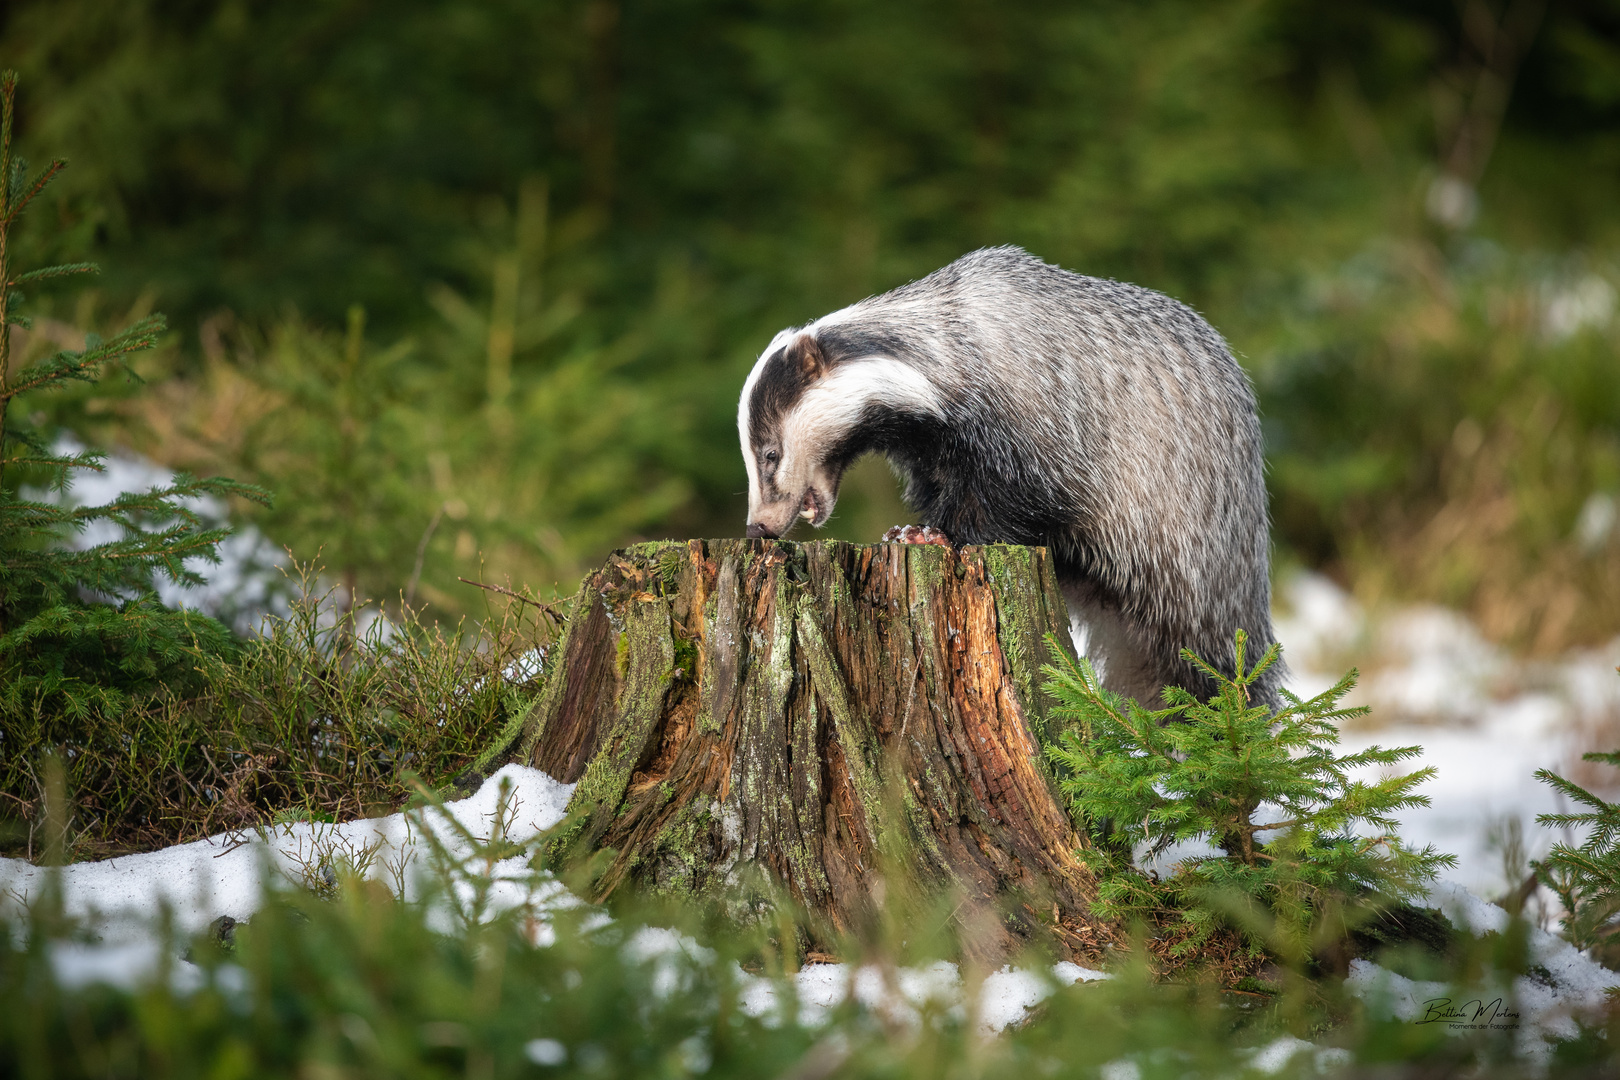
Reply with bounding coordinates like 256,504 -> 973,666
507,538 -> 1110,962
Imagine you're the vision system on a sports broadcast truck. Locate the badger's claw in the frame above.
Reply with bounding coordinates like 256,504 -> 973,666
882,524 -> 953,547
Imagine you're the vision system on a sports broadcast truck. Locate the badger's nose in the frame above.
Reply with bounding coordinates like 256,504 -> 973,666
746,522 -> 778,540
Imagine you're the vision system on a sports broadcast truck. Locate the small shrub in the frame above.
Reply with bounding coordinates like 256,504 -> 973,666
0,570 -> 555,860
1044,630 -> 1455,961
1535,743 -> 1620,955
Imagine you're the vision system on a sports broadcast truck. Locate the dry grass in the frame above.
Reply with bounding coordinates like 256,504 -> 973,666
0,570 -> 562,861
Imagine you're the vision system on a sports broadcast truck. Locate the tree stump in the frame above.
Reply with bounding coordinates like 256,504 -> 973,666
509,538 -> 1110,963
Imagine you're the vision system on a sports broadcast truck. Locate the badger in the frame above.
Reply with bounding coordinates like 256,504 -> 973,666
737,245 -> 1280,707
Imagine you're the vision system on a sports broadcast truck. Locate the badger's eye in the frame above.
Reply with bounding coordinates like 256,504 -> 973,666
763,449 -> 780,465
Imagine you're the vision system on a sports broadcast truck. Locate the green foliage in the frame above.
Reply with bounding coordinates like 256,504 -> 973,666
3,2 -> 1618,637
234,307 -> 431,607
1258,243 -> 1620,650
3,883 -> 814,1078
414,186 -> 692,592
12,1 -> 1619,332
1044,631 -> 1456,959
162,190 -> 693,617
0,70 -> 268,719
0,569 -> 551,860
3,597 -> 228,717
1535,743 -> 1620,954
0,819 -> 1606,1080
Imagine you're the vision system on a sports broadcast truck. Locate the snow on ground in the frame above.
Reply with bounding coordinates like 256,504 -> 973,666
625,922 -> 1113,1035
0,764 -> 578,982
1348,882 -> 1620,1064
1274,572 -> 1620,900
8,764 -> 1616,1057
731,954 -> 1108,1034
1,765 -> 1109,1035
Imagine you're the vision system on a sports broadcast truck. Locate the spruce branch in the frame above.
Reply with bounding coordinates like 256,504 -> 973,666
10,261 -> 97,286
2,159 -> 64,227
1,315 -> 166,402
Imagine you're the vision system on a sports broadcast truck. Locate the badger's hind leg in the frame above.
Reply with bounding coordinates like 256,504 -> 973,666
1059,580 -> 1168,709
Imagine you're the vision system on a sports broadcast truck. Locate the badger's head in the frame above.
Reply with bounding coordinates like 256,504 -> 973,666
738,327 -> 942,539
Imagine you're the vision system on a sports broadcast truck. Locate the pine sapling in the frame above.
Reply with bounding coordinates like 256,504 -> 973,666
1044,629 -> 1455,958
1534,732 -> 1620,953
0,71 -> 267,716
237,306 -> 426,615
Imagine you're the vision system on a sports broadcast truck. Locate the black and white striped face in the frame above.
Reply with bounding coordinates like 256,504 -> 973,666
738,328 -> 943,539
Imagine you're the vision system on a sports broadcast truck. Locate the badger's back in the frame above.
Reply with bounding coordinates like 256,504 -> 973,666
808,246 -> 1274,698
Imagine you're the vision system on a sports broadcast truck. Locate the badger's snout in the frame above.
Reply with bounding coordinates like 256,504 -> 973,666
745,521 -> 779,540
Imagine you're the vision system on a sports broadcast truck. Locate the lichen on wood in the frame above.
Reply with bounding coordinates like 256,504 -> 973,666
510,538 -> 1111,963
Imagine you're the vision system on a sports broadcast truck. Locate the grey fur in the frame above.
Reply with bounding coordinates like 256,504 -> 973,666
740,245 -> 1281,707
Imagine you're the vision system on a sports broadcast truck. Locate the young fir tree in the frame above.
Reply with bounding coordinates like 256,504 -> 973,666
1044,630 -> 1455,959
1535,739 -> 1620,953
235,306 -> 426,613
0,71 -> 266,718
423,177 -> 688,596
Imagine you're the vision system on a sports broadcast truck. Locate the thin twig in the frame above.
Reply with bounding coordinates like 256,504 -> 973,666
404,503 -> 445,608
456,576 -> 567,617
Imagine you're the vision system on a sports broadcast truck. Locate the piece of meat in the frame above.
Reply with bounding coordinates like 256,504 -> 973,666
882,524 -> 953,548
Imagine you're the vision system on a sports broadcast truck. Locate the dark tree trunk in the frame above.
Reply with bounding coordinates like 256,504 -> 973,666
507,538 -> 1110,964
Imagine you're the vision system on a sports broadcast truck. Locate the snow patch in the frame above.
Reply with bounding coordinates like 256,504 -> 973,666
1277,571 -> 1620,896
737,959 -> 1109,1034
1,765 -> 578,981
1246,1036 -> 1352,1075
1346,881 -> 1620,1063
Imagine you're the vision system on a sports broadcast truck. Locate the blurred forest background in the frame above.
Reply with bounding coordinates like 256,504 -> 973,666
4,0 -> 1619,652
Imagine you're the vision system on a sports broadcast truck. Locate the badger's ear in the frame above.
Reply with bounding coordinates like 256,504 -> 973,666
785,334 -> 828,380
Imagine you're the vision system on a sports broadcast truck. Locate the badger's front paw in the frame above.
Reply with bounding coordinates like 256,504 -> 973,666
882,524 -> 953,547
